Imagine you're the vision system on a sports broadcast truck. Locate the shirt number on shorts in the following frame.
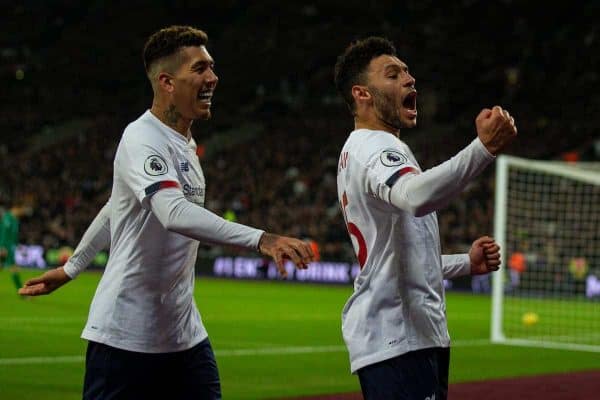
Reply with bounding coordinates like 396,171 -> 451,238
341,191 -> 367,268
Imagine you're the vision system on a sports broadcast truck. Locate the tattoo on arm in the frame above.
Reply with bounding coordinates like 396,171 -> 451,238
258,232 -> 279,254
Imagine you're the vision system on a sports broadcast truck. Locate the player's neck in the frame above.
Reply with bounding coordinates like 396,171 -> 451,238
150,101 -> 193,138
354,115 -> 400,137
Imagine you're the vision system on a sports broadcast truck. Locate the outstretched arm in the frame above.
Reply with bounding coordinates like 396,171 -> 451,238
18,200 -> 111,296
150,189 -> 314,276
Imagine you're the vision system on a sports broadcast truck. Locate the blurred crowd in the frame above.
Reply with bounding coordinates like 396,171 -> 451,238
1,1 -> 598,262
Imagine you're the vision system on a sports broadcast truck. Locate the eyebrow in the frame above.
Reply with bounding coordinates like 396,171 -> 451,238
190,60 -> 214,70
383,64 -> 408,74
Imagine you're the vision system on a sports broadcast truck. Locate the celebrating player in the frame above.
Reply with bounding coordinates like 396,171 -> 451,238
333,37 -> 516,399
19,26 -> 314,400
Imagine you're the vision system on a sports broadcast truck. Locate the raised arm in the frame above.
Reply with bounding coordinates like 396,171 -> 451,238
18,200 -> 111,296
389,107 -> 516,216
389,137 -> 494,217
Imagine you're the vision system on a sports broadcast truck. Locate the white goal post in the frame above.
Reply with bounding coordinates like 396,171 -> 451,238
491,155 -> 600,352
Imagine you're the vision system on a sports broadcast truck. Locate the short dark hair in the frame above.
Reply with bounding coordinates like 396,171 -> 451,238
334,37 -> 397,114
143,25 -> 208,75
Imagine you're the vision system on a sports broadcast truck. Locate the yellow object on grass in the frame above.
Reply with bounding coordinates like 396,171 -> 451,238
522,312 -> 539,326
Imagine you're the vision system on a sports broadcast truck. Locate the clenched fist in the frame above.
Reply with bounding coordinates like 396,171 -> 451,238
475,106 -> 517,155
469,236 -> 501,275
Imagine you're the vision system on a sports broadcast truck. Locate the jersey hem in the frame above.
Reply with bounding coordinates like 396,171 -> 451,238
349,342 -> 450,374
81,330 -> 208,354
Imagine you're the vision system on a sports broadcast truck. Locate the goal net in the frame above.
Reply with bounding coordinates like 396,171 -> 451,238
491,155 -> 600,352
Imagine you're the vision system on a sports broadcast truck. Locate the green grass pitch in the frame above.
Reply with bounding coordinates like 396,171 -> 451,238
1,269 -> 598,400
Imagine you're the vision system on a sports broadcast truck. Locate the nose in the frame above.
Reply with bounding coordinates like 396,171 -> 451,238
404,72 -> 415,87
207,68 -> 219,88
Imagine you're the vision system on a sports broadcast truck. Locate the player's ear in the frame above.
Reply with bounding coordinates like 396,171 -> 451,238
351,85 -> 371,105
157,71 -> 176,93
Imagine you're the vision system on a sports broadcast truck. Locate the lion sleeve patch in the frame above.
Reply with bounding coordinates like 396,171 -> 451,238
379,149 -> 408,167
144,155 -> 169,176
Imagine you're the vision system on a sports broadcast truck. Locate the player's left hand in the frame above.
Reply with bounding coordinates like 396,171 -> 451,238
469,236 -> 501,275
18,266 -> 72,296
258,233 -> 314,278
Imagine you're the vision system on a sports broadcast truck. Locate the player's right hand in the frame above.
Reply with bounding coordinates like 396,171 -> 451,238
475,106 -> 517,155
18,266 -> 72,296
258,233 -> 314,278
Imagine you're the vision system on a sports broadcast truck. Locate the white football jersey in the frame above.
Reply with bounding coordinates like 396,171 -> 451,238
337,128 -> 492,373
82,110 -> 209,353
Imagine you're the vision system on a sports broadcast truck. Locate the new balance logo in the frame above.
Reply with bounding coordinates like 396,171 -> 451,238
180,161 -> 190,172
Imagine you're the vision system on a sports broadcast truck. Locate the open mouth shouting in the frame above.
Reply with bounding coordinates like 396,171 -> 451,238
401,89 -> 417,118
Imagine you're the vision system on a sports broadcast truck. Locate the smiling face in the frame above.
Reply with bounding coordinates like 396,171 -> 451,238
167,46 -> 218,121
364,55 -> 417,130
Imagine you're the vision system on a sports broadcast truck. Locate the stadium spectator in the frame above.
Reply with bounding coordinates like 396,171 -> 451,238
509,251 -> 527,289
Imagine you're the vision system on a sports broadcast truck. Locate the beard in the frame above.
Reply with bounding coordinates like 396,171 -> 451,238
369,85 -> 403,130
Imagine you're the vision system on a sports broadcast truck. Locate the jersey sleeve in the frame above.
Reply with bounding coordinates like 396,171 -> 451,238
364,141 -> 420,203
389,138 -> 495,216
150,189 -> 264,250
63,199 -> 111,279
116,129 -> 182,209
441,253 -> 471,279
